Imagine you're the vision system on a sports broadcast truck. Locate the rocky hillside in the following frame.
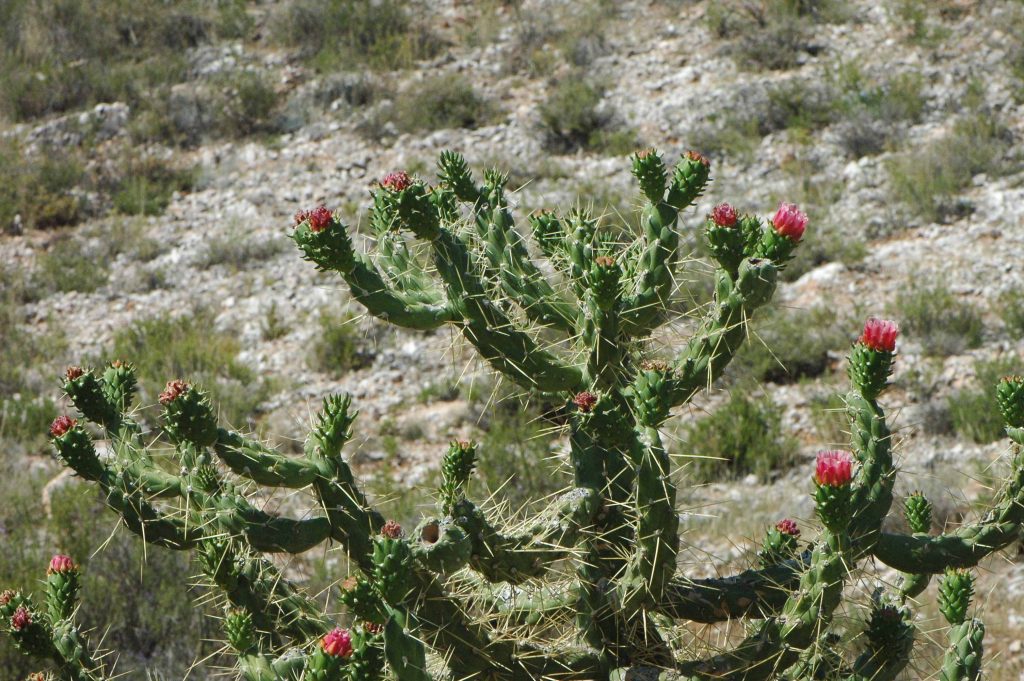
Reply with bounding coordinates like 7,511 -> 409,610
2,0 -> 1024,678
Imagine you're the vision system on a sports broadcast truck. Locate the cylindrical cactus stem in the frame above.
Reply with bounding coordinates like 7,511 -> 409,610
666,150 -> 711,210
938,569 -> 975,626
758,518 -> 801,567
437,150 -> 481,204
159,381 -> 219,447
997,374 -> 1024,428
62,367 -> 121,431
383,608 -> 431,681
632,148 -> 667,203
224,608 -> 258,655
904,491 -> 933,534
940,619 -> 985,681
100,360 -> 138,414
848,318 -> 898,402
813,450 -> 856,534
439,439 -> 477,513
849,601 -> 915,681
45,555 -> 79,623
704,202 -> 746,278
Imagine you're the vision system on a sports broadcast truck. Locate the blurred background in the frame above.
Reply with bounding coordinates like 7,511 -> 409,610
1,0 -> 1023,678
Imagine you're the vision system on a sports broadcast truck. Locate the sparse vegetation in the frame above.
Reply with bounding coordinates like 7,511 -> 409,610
731,306 -> 849,384
539,78 -> 636,155
31,236 -> 111,296
684,389 -> 798,482
110,155 -> 198,217
0,139 -> 84,231
896,281 -> 984,356
391,75 -> 500,133
201,229 -> 287,271
949,356 -> 1021,444
308,311 -> 374,377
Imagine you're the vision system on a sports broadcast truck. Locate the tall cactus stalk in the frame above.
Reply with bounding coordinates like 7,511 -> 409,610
4,150 -> 1021,681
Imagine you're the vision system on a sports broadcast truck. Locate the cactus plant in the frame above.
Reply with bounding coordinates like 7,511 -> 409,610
4,149 -> 1022,681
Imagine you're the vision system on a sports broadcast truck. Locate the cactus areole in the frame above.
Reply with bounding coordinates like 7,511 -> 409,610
4,148 -> 1020,681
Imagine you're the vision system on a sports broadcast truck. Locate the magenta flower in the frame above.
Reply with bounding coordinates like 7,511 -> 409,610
49,416 -> 77,438
48,554 -> 77,575
771,202 -> 807,242
158,380 -> 189,406
573,391 -> 599,413
381,171 -> 413,192
710,203 -> 738,228
11,606 -> 31,631
815,450 -> 854,487
380,520 -> 403,539
859,318 -> 899,353
307,206 -> 333,232
775,519 -> 800,537
321,627 -> 353,658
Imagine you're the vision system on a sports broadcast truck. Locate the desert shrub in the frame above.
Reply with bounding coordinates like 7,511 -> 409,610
31,236 -> 110,295
110,156 -> 197,216
896,281 -> 984,356
949,356 -> 1022,444
211,70 -> 282,138
392,75 -> 500,133
107,309 -> 270,428
539,78 -> 636,155
684,390 -> 797,482
271,0 -> 441,72
809,392 -> 849,448
832,67 -> 926,158
731,306 -> 848,384
0,139 -> 84,231
308,311 -> 375,377
996,288 -> 1024,338
201,229 -> 287,270
887,112 -> 1012,223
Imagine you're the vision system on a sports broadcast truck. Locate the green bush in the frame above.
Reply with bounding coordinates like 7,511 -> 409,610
212,70 -> 281,138
887,112 -> 1012,223
896,282 -> 984,356
111,156 -> 197,216
271,0 -> 441,72
949,356 -> 1022,444
308,311 -> 374,377
996,287 -> 1024,338
684,390 -> 797,482
107,309 -> 270,428
201,229 -> 287,271
0,139 -> 84,231
539,78 -> 636,155
392,74 -> 500,133
32,236 -> 111,295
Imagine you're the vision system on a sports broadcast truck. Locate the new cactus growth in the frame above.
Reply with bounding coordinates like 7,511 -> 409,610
5,149 -> 1022,681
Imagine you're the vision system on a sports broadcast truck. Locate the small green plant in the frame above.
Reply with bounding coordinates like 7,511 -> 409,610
308,311 -> 374,377
949,356 -> 1022,444
261,302 -> 290,341
896,281 -> 984,356
31,237 -> 110,295
996,287 -> 1024,337
201,230 -> 287,271
111,156 -> 197,217
732,306 -> 848,384
212,70 -> 281,138
0,140 -> 84,231
539,78 -> 636,154
684,389 -> 797,482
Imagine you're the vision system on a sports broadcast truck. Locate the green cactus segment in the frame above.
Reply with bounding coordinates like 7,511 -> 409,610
63,370 -> 122,432
428,226 -> 582,391
904,492 -> 933,534
620,200 -> 680,335
668,263 -> 777,407
758,526 -> 800,567
293,221 -> 457,331
347,626 -> 386,681
384,610 -> 432,681
705,219 -> 747,279
938,570 -> 975,625
439,440 -> 477,513
225,609 -> 258,654
666,152 -> 711,211
849,603 -> 915,681
996,375 -> 1024,428
45,569 -> 79,624
940,619 -> 985,681
618,426 -> 678,614
873,448 -> 1024,573
100,362 -> 138,414
214,430 -> 318,488
51,426 -> 105,482
373,536 -> 416,605
848,343 -> 895,402
847,392 -> 895,555
162,385 -> 219,447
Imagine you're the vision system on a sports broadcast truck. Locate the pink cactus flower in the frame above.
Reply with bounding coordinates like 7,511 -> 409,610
321,627 -> 353,658
158,380 -> 189,406
771,202 -> 807,242
48,554 -> 77,575
308,206 -> 333,232
380,520 -> 403,539
0,590 -> 13,607
49,416 -> 77,438
710,203 -> 738,228
815,450 -> 854,487
65,366 -> 84,381
859,318 -> 899,353
775,519 -> 800,537
381,171 -> 413,192
11,607 -> 31,631
573,391 -> 598,413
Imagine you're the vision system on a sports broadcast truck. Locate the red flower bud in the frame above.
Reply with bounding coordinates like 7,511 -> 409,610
48,554 -> 77,575
775,518 -> 800,537
815,450 -> 854,487
710,203 -> 738,227
321,627 -> 353,658
0,590 -> 13,607
859,318 -> 899,353
381,171 -> 413,192
308,206 -> 333,232
573,391 -> 598,413
686,150 -> 711,168
594,255 -> 616,267
771,202 -> 807,242
11,606 -> 31,631
49,416 -> 77,438
65,366 -> 84,382
158,380 -> 189,406
380,519 -> 403,539
363,622 -> 384,635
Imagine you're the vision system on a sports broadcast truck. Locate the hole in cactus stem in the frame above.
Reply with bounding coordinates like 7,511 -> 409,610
421,522 -> 440,544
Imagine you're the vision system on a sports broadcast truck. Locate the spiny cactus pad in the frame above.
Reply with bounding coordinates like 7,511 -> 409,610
4,150 -> 1021,681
